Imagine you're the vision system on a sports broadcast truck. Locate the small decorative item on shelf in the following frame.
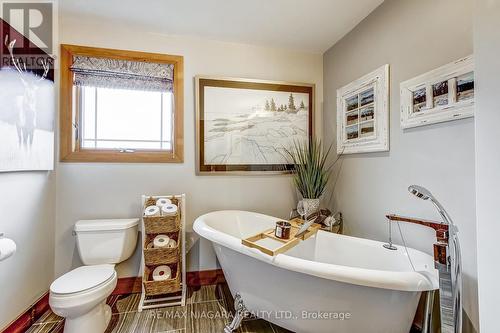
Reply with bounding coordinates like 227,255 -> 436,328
284,138 -> 340,220
289,208 -> 343,234
138,194 -> 186,311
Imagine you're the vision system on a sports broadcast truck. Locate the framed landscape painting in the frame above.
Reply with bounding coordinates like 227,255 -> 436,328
195,76 -> 314,174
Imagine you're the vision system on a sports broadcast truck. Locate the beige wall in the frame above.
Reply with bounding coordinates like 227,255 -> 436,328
0,172 -> 55,329
55,15 -> 323,278
474,0 -> 500,332
323,0 -> 478,330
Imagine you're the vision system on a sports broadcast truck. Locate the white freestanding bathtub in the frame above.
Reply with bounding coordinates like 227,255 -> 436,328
193,210 -> 439,333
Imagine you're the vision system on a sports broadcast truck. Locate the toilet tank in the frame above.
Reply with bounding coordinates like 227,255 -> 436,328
74,219 -> 139,265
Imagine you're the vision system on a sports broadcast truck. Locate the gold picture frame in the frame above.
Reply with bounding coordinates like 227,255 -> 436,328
195,76 -> 315,175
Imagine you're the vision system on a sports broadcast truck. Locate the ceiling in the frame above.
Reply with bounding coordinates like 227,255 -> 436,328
60,0 -> 383,53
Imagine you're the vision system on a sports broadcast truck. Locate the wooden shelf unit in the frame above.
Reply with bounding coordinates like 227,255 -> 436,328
138,194 -> 186,311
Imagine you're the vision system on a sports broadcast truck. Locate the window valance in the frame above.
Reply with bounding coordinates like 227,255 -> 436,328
70,56 -> 174,92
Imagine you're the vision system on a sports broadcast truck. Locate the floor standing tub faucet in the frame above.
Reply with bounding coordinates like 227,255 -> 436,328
408,185 -> 462,333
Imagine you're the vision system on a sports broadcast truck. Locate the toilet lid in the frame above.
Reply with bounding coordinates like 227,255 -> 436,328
50,264 -> 115,294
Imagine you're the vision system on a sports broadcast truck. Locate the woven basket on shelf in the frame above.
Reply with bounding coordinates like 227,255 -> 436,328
143,196 -> 181,234
144,196 -> 179,207
143,215 -> 180,234
143,264 -> 181,296
143,232 -> 181,265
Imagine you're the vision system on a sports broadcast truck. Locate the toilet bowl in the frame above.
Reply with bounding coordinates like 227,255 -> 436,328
49,219 -> 138,333
50,265 -> 117,333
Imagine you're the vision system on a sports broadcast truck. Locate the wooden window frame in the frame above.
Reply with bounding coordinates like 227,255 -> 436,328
60,44 -> 184,163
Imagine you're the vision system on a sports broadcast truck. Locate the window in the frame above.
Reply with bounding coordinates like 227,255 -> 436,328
60,45 -> 184,162
79,87 -> 173,151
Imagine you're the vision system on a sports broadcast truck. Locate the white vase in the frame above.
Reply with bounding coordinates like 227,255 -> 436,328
297,198 -> 320,220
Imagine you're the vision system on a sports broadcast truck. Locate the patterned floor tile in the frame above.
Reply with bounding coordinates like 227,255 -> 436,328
25,320 -> 64,333
216,282 -> 236,313
186,285 -> 220,304
25,283 -> 296,333
237,319 -> 274,333
111,293 -> 142,313
32,310 -> 63,324
107,306 -> 187,333
270,323 -> 294,333
187,300 -> 231,333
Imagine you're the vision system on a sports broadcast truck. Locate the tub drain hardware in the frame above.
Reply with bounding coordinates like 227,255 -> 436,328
383,216 -> 397,251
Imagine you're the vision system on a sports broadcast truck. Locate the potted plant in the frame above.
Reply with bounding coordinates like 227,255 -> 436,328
284,138 -> 338,219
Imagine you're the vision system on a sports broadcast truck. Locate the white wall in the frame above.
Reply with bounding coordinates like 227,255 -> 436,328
0,172 -> 55,329
474,1 -> 500,332
55,15 -> 323,278
323,0 -> 478,330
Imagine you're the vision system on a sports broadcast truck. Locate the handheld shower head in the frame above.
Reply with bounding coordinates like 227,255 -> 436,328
408,184 -> 462,333
408,185 -> 433,201
408,185 -> 455,229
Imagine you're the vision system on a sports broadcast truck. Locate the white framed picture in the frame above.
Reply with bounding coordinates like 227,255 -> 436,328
400,55 -> 474,129
336,64 -> 389,154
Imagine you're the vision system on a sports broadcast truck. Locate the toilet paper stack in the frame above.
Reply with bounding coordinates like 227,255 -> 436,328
144,198 -> 178,217
151,234 -> 177,249
151,234 -> 176,282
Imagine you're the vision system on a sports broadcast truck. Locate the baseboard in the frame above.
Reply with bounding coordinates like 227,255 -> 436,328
1,293 -> 49,333
112,276 -> 143,295
186,269 -> 226,287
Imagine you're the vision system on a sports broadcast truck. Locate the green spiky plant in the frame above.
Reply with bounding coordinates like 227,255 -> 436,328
284,139 -> 338,199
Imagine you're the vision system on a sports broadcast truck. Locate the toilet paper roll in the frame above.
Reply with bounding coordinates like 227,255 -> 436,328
156,198 -> 172,207
0,237 -> 16,262
144,205 -> 160,217
152,265 -> 172,281
161,204 -> 178,216
153,234 -> 170,248
167,239 -> 177,248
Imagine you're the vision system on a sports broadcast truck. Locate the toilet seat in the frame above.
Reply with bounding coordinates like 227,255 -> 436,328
50,264 -> 115,295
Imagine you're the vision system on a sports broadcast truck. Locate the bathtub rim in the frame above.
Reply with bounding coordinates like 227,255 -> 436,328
193,210 -> 439,292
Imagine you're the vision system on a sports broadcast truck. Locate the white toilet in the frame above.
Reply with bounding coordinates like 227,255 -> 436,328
49,219 -> 139,333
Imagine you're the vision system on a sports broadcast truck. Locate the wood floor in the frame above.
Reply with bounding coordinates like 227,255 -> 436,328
26,283 -> 292,333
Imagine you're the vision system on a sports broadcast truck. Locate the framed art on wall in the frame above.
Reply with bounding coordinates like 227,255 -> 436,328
336,64 -> 389,154
0,19 -> 55,172
195,76 -> 314,174
400,55 -> 474,129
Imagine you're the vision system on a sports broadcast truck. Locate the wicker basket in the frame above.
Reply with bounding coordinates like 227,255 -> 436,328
143,196 -> 181,234
143,232 -> 181,265
144,196 -> 179,207
143,215 -> 180,234
143,264 -> 181,296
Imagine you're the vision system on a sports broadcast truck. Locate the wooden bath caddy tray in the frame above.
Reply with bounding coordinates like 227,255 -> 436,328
242,218 -> 321,256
